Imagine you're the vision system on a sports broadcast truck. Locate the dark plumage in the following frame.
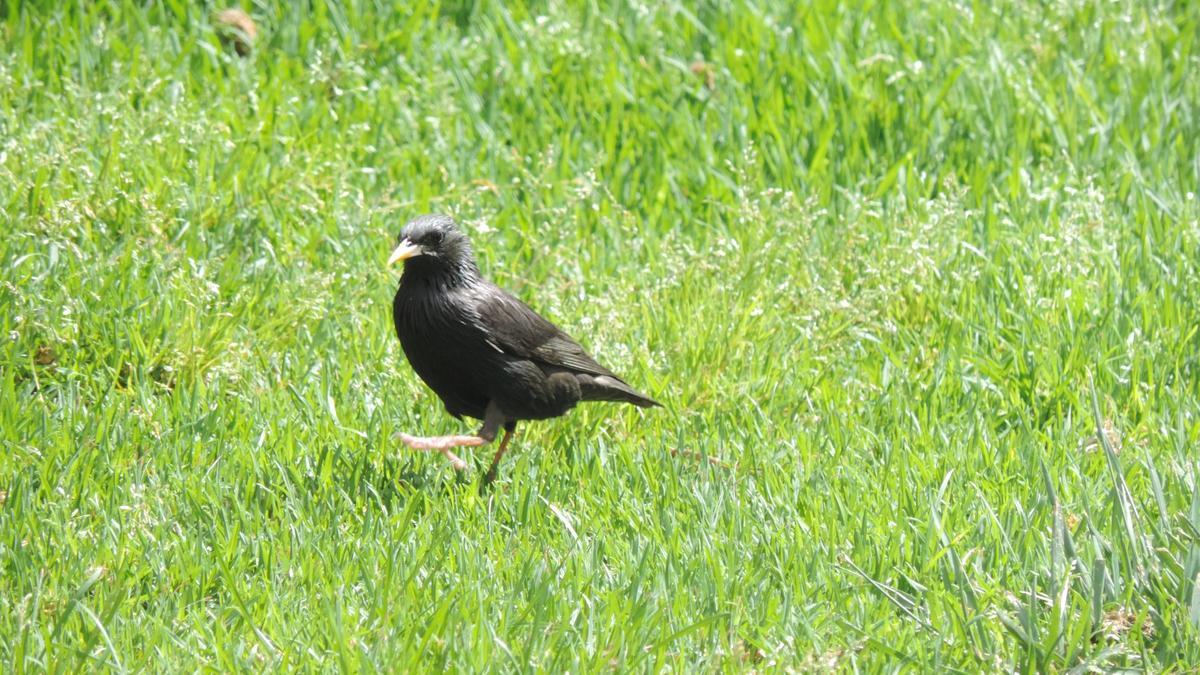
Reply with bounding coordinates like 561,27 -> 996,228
389,214 -> 660,483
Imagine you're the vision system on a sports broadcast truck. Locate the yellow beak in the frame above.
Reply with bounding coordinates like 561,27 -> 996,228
387,239 -> 422,266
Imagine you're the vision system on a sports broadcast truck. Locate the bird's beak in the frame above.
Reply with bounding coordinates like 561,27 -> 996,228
387,239 -> 423,266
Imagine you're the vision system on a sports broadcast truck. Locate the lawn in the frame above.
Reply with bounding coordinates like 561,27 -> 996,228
2,0 -> 1199,670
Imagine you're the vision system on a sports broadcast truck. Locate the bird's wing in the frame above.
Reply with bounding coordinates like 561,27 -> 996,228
473,284 -> 621,379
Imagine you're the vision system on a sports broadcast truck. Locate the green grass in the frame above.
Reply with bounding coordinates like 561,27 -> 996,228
2,0 -> 1199,670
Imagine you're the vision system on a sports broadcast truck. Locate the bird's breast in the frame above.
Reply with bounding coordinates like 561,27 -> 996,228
393,284 -> 492,418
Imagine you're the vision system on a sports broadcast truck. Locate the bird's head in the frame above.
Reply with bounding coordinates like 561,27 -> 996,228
389,214 -> 478,281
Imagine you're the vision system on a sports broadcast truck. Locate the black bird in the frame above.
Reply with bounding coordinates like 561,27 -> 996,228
389,214 -> 660,483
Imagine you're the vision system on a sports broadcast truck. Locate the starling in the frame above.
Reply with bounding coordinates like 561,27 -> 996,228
389,214 -> 660,483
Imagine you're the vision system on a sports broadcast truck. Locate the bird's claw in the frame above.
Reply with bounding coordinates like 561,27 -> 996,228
395,431 -> 470,471
395,432 -> 484,450
442,450 -> 468,471
395,431 -> 449,449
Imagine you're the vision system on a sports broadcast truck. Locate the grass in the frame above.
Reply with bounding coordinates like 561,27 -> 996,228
2,0 -> 1199,670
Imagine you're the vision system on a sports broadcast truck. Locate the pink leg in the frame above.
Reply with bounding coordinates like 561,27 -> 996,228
397,433 -> 487,450
397,433 -> 488,471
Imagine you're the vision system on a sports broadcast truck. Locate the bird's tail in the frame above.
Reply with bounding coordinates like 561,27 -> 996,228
579,374 -> 662,408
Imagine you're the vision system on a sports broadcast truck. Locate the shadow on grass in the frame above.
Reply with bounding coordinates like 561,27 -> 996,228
326,444 -> 483,510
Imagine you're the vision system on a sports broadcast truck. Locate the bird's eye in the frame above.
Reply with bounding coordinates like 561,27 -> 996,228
427,230 -> 444,246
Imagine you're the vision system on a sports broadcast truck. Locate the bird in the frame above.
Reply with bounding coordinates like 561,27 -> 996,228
388,214 -> 661,485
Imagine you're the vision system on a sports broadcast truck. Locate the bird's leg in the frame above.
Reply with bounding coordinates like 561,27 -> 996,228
396,433 -> 487,471
396,403 -> 506,472
396,433 -> 488,450
481,425 -> 517,488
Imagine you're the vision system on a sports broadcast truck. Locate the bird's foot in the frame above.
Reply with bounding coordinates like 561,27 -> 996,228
442,449 -> 468,471
396,432 -> 488,471
396,432 -> 487,450
480,466 -> 500,491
